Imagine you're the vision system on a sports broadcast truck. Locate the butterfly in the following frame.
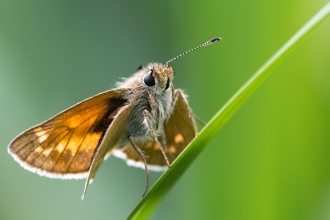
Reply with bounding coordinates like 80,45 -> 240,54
8,37 -> 221,199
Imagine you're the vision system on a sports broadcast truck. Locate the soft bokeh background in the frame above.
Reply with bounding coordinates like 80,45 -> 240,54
1,0 -> 330,219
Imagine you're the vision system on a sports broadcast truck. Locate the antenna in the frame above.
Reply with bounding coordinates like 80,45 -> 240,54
165,37 -> 221,64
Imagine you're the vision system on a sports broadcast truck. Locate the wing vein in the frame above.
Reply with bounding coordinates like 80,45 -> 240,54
50,131 -> 74,171
15,129 -> 52,155
65,116 -> 100,173
34,130 -> 70,168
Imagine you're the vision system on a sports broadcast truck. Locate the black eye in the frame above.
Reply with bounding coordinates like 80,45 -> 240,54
165,79 -> 170,90
143,70 -> 155,86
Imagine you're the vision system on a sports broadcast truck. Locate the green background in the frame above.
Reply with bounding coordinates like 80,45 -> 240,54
1,1 -> 330,219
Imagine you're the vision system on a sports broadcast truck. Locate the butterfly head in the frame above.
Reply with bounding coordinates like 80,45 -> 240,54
137,38 -> 221,94
141,63 -> 174,94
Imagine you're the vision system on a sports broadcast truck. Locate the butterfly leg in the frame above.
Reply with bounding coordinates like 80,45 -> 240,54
147,91 -> 159,128
191,113 -> 206,126
143,110 -> 171,167
128,136 -> 150,197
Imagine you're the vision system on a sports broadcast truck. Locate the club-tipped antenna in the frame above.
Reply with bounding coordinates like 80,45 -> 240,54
165,37 -> 221,64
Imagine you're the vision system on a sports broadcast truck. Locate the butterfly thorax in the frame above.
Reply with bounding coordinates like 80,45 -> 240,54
117,63 -> 174,142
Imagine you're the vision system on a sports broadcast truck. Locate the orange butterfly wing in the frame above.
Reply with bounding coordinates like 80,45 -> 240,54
112,90 -> 197,171
8,89 -> 131,179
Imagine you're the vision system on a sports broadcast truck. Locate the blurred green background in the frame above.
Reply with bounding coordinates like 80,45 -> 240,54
1,0 -> 330,219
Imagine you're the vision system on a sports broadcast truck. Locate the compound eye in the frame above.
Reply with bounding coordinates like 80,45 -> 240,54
143,70 -> 155,86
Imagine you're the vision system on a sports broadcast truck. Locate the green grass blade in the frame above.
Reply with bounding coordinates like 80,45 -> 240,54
128,2 -> 330,219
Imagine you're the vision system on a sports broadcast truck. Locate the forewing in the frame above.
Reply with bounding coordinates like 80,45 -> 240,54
8,89 -> 131,179
112,89 -> 197,171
